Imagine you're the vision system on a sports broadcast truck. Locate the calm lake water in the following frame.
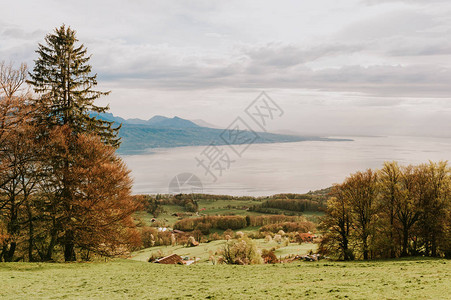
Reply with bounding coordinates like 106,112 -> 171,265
122,136 -> 451,196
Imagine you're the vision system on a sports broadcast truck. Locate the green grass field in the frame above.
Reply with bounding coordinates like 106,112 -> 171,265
11,196 -> 442,299
1,258 -> 449,299
131,240 -> 318,263
135,200 -> 324,228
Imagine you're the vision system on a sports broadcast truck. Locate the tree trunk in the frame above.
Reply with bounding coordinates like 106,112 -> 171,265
4,242 -> 16,262
363,235 -> 369,260
431,234 -> 437,257
401,226 -> 409,257
44,228 -> 58,261
343,238 -> 350,261
26,201 -> 34,262
64,231 -> 76,262
4,204 -> 18,262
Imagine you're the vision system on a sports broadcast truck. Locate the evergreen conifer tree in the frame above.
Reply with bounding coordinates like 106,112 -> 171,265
28,25 -> 121,261
28,24 -> 120,147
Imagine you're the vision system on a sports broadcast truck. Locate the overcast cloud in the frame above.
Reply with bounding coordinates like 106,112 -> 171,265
1,0 -> 451,136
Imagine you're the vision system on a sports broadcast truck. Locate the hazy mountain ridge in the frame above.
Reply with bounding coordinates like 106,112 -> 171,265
91,113 -> 200,128
90,113 -> 351,155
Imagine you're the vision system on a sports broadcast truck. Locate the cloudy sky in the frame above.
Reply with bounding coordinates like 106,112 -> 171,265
2,0 -> 451,137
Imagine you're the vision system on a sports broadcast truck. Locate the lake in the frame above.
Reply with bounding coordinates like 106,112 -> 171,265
121,136 -> 451,196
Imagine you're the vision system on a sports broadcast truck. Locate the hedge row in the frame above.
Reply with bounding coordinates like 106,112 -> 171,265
174,215 -> 307,231
259,221 -> 315,233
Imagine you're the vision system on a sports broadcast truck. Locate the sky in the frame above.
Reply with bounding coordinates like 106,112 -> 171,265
2,0 -> 451,137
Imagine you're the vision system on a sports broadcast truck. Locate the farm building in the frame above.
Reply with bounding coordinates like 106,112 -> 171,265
152,254 -> 200,265
154,254 -> 183,264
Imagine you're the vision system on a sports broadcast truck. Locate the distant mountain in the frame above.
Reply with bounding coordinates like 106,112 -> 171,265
146,115 -> 168,125
89,113 -> 352,155
90,112 -> 126,124
90,113 -> 199,128
150,116 -> 199,128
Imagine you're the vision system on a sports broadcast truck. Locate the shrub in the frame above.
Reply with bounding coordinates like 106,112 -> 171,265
147,250 -> 165,262
187,236 -> 197,247
195,223 -> 211,235
209,232 -> 221,241
223,229 -> 234,240
140,227 -> 157,248
218,237 -> 263,265
261,249 -> 278,264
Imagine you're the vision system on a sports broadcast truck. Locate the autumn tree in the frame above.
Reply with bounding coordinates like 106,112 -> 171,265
27,25 -> 122,261
395,165 -> 421,256
64,133 -> 140,258
321,161 -> 451,259
319,184 -> 354,260
140,195 -> 163,217
29,127 -> 139,261
0,62 -> 42,262
378,161 -> 402,258
342,169 -> 378,260
439,199 -> 451,258
0,61 -> 29,186
416,161 -> 450,257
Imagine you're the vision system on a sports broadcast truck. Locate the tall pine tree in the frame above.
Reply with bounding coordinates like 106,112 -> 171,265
28,25 -> 121,261
28,24 -> 120,147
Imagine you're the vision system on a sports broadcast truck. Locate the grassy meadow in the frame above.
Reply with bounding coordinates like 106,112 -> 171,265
134,198 -> 323,229
2,193 -> 449,299
131,240 -> 318,262
1,258 -> 449,299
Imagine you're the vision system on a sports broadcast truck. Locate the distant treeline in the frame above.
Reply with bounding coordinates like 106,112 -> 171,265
259,221 -> 315,233
139,191 -> 329,214
144,190 -> 331,202
249,192 -> 328,214
250,198 -> 326,213
150,193 -> 260,202
173,215 -> 305,232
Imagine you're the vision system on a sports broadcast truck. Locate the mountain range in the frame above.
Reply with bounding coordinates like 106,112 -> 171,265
91,113 -> 351,155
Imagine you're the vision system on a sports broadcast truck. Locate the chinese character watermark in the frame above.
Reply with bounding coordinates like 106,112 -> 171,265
219,117 -> 259,157
194,91 -> 284,182
168,172 -> 203,194
245,91 -> 284,132
195,143 -> 235,182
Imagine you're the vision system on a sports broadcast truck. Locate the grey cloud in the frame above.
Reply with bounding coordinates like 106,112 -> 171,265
3,1 -> 451,105
90,40 -> 451,97
1,27 -> 45,40
363,0 -> 450,5
384,37 -> 451,56
337,10 -> 439,41
244,43 -> 363,68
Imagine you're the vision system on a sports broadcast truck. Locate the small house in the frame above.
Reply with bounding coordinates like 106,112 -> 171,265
154,254 -> 183,264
